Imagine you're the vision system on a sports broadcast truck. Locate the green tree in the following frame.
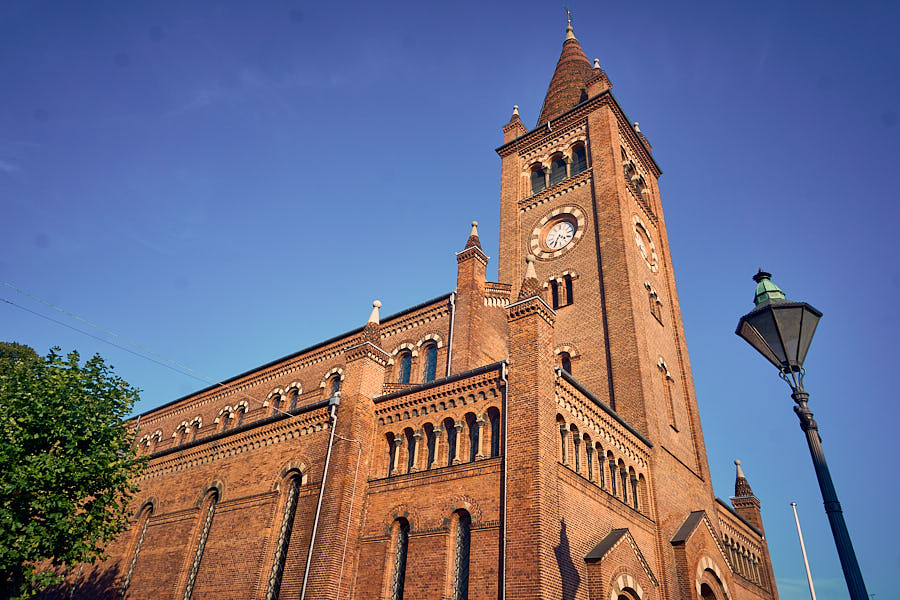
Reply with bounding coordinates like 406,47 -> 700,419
0,343 -> 145,598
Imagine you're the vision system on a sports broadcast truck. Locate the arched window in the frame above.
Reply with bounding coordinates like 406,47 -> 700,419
175,425 -> 187,446
584,434 -> 594,481
397,351 -> 412,384
451,510 -> 471,600
271,394 -> 283,417
465,413 -> 478,463
183,490 -> 218,600
288,388 -> 299,411
424,423 -> 437,469
422,343 -> 437,383
564,274 -> 574,304
264,474 -> 302,600
389,518 -> 410,600
189,421 -> 200,442
330,375 -> 341,396
386,433 -> 397,476
219,412 -> 232,433
549,155 -> 567,186
557,415 -> 568,465
619,460 -> 629,504
530,166 -> 546,194
595,443 -> 606,489
550,279 -> 560,309
121,503 -> 153,597
404,428 -> 416,473
487,407 -> 501,458
234,406 -> 246,428
629,467 -> 639,510
570,424 -> 581,473
571,144 -> 587,175
607,452 -> 617,496
559,352 -> 572,374
443,417 -> 457,467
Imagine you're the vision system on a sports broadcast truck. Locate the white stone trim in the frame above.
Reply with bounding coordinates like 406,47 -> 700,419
609,573 -> 644,600
416,333 -> 443,349
696,556 -> 730,599
319,367 -> 345,388
530,206 -> 586,260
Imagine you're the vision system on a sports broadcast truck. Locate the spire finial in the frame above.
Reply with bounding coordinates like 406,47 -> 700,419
513,105 -> 519,116
517,255 -> 544,300
734,459 -> 745,479
751,269 -> 787,306
464,220 -> 482,250
565,7 -> 575,39
367,300 -> 382,325
734,459 -> 755,498
634,121 -> 641,134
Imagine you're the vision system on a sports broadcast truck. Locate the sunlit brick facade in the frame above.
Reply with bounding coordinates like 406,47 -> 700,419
52,25 -> 778,600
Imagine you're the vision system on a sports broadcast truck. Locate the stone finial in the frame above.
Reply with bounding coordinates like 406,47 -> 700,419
593,58 -> 600,69
634,121 -> 641,134
465,220 -> 482,250
734,459 -> 755,498
368,300 -> 382,324
517,255 -> 544,300
566,24 -> 576,40
513,105 -> 519,116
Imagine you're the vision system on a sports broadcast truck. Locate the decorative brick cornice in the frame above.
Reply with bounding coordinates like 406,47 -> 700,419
345,341 -> 391,365
506,295 -> 556,326
455,245 -> 489,266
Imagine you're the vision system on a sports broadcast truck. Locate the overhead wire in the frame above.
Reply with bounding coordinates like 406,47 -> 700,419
0,281 -> 329,430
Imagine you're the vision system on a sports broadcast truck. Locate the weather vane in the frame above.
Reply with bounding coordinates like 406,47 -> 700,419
565,6 -> 573,28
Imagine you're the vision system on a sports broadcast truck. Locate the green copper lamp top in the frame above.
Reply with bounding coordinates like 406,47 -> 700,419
752,269 -> 786,306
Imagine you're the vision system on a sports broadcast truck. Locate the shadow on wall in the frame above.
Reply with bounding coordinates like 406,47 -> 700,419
554,519 -> 581,600
36,565 -> 121,600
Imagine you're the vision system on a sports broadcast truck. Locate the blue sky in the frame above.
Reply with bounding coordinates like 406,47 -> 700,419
2,1 -> 897,598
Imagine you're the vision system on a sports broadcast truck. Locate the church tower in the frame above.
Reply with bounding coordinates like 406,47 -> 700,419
496,22 -> 778,600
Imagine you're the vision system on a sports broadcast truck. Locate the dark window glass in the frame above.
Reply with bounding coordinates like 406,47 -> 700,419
530,168 -> 546,194
444,418 -> 457,467
466,414 -> 478,463
425,424 -> 436,469
235,408 -> 244,428
564,275 -> 574,305
488,409 -> 501,458
390,519 -> 410,600
398,352 -> 412,384
330,375 -> 341,395
387,434 -> 396,475
550,280 -> 560,309
271,395 -> 282,416
571,146 -> 587,175
405,429 -> 416,473
422,344 -> 437,383
452,512 -> 471,600
549,157 -> 567,186
560,353 -> 572,374
265,477 -> 301,600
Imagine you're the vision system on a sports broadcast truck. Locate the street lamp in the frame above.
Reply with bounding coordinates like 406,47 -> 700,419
735,270 -> 868,600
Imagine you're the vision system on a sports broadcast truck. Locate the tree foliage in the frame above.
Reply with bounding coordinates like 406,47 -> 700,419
0,343 -> 145,598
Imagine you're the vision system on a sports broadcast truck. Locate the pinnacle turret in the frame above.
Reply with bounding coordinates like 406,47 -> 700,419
465,221 -> 482,250
734,459 -> 755,498
517,256 -> 544,300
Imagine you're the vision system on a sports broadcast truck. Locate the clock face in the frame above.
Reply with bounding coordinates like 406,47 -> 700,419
633,218 -> 659,272
546,221 -> 575,250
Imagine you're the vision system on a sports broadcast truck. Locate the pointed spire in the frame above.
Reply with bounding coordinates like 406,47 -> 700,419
752,269 -> 787,306
362,300 -> 382,345
465,221 -> 482,250
517,256 -> 544,300
734,459 -> 755,498
536,22 -> 595,125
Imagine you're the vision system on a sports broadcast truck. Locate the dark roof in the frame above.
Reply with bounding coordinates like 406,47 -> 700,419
537,32 -> 594,125
585,528 -> 629,561
671,510 -> 706,544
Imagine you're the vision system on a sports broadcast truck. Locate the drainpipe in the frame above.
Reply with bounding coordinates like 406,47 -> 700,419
446,292 -> 456,377
300,393 -> 340,600
500,361 -> 509,600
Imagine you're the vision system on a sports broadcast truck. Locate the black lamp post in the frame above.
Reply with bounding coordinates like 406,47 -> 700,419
736,270 -> 868,600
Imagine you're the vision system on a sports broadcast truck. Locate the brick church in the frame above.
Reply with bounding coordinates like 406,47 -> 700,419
67,23 -> 779,600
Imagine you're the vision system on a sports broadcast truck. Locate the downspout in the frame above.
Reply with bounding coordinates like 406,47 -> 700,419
446,292 -> 456,377
300,393 -> 340,600
500,361 -> 509,600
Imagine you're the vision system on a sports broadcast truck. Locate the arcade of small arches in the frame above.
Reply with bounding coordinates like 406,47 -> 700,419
528,141 -> 589,195
382,406 -> 502,477
556,414 -> 648,514
390,337 -> 442,385
621,146 -> 650,199
721,533 -> 765,587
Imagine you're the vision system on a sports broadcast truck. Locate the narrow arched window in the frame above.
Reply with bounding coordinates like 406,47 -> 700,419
189,422 -> 200,442
608,454 -> 617,496
265,475 -> 302,600
389,518 -> 410,600
183,490 -> 218,600
570,425 -> 581,473
220,412 -> 231,433
564,275 -> 574,305
422,343 -> 437,383
487,408 -> 501,458
571,145 -> 587,175
386,433 -> 397,476
235,406 -> 246,428
629,467 -> 639,510
330,375 -> 341,396
397,351 -> 412,384
596,444 -> 606,489
559,352 -> 572,375
530,166 -> 546,194
451,511 -> 471,600
288,389 -> 299,411
271,394 -> 282,417
549,156 -> 567,186
424,423 -> 437,469
121,503 -> 153,598
584,435 -> 594,481
444,418 -> 457,467
465,413 -> 478,463
405,428 -> 416,473
550,279 -> 560,309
